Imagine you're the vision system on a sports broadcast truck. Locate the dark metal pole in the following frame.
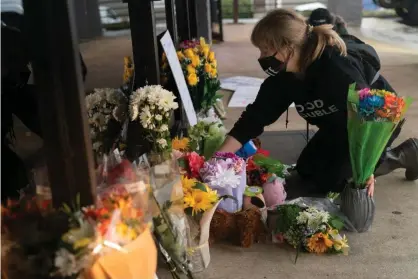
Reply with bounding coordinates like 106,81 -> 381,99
165,0 -> 178,45
22,0 -> 96,207
175,0 -> 191,41
188,0 -> 198,38
127,0 -> 160,87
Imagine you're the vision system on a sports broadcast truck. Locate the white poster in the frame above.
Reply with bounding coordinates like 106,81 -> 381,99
160,31 -> 198,126
228,85 -> 296,108
220,76 -> 264,91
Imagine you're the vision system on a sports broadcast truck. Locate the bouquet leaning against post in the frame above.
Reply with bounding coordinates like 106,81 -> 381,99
342,84 -> 412,232
181,176 -> 220,272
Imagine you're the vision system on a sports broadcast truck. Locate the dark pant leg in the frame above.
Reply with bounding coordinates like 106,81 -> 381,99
285,128 -> 351,199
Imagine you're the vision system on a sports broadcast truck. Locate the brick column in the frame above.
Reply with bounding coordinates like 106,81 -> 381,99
328,0 -> 363,27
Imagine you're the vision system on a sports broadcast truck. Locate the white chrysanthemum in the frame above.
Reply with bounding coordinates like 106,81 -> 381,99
158,89 -> 178,111
296,207 -> 330,231
159,124 -> 169,132
139,106 -> 152,128
157,138 -> 168,148
92,142 -> 102,151
155,114 -> 163,121
54,248 -> 79,277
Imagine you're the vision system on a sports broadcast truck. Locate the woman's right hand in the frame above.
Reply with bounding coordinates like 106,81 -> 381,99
217,136 -> 243,154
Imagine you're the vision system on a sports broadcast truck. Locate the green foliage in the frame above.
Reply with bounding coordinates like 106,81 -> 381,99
275,204 -> 303,234
221,0 -> 254,19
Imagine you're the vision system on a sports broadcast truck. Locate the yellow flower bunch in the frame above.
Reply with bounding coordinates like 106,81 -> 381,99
181,175 -> 218,216
172,137 -> 190,151
306,230 -> 349,254
123,56 -> 134,83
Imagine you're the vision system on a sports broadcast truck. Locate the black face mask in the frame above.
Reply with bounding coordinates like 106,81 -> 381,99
258,52 -> 287,76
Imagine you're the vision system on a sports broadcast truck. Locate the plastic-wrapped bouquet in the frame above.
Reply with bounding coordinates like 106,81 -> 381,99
181,176 -> 220,272
85,88 -> 129,157
161,37 -> 221,113
199,152 -> 245,212
273,204 -> 348,262
342,85 -> 412,232
188,120 -> 227,159
129,85 -> 179,156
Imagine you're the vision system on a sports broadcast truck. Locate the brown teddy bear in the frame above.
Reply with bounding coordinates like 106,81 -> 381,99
209,199 -> 266,248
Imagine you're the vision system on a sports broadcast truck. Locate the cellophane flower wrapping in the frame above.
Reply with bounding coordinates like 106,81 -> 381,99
161,37 -> 221,113
147,152 -> 191,273
181,176 -> 220,272
85,88 -> 129,158
189,111 -> 227,159
271,204 -> 349,257
347,84 -> 412,187
200,152 -> 246,212
83,189 -> 157,279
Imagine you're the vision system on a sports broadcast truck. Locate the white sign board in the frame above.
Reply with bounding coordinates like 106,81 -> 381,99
228,85 -> 296,108
220,76 -> 264,91
160,31 -> 198,126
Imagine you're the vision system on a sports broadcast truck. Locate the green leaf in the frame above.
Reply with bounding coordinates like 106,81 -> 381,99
177,158 -> 187,169
193,182 -> 208,192
214,93 -> 223,100
62,203 -> 72,214
76,193 -> 81,209
329,216 -> 344,230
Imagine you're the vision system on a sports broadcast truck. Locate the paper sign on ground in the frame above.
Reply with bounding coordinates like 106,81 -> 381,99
160,31 -> 198,126
228,85 -> 295,108
220,76 -> 264,91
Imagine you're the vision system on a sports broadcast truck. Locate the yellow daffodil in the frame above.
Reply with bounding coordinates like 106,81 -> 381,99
306,233 -> 333,254
208,51 -> 215,62
172,137 -> 190,151
184,190 -> 214,215
211,59 -> 217,68
186,65 -> 196,75
187,73 -> 198,86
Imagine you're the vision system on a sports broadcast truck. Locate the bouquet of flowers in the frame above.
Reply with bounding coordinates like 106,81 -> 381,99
161,37 -> 221,113
273,204 -> 349,262
188,119 -> 227,159
178,151 -> 206,179
85,88 -> 129,157
199,152 -> 245,212
181,176 -> 220,272
1,192 -> 157,279
342,85 -> 412,232
129,85 -> 179,157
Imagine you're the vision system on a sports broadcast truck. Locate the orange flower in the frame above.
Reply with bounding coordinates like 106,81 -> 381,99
306,233 -> 333,254
384,94 -> 397,109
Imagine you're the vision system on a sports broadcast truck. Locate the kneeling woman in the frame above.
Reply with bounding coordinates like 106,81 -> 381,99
218,9 -> 418,199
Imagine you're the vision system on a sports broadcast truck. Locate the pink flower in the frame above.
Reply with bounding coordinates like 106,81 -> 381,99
359,88 -> 371,100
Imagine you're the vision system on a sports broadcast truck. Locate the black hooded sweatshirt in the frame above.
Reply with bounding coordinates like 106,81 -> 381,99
229,36 -> 395,191
229,36 -> 390,145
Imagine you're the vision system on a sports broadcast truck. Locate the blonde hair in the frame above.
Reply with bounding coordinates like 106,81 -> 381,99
251,9 -> 347,72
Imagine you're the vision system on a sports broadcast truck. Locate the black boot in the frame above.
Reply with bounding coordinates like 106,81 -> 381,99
375,138 -> 418,181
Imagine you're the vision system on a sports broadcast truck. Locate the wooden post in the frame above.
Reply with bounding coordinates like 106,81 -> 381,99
233,0 -> 239,24
22,0 -> 96,207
